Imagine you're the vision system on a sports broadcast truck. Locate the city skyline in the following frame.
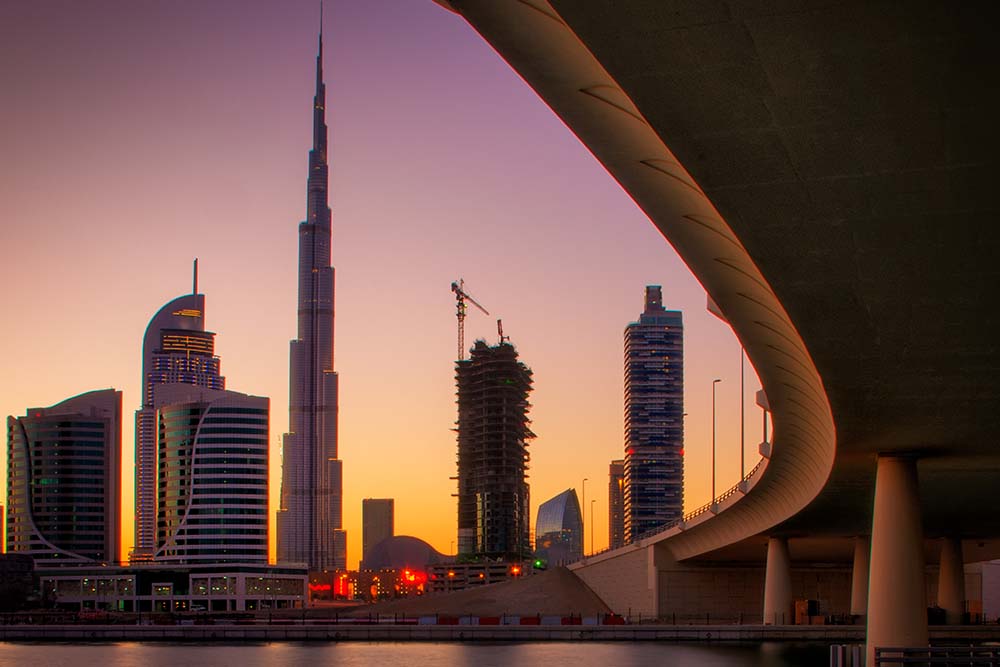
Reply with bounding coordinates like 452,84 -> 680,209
0,0 -> 760,568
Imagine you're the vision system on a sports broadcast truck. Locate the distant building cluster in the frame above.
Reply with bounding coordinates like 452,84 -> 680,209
3,13 -> 689,615
3,28 -> 355,611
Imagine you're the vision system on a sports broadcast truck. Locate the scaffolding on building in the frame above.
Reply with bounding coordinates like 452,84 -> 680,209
455,340 -> 535,562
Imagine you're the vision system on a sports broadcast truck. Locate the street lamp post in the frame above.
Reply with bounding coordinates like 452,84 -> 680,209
712,379 -> 722,502
740,348 -> 745,479
590,499 -> 596,556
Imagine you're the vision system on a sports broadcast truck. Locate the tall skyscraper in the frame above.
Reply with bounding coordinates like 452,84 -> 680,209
6,389 -> 121,564
154,385 -> 268,564
624,286 -> 684,542
277,24 -> 345,570
455,340 -> 534,561
534,488 -> 583,566
133,264 -> 224,561
608,459 -> 625,549
361,498 -> 394,567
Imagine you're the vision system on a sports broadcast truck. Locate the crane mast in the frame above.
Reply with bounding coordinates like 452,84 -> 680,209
451,279 -> 490,361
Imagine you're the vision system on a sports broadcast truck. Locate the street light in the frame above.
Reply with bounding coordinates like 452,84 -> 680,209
706,295 -> 747,480
740,347 -> 745,479
712,379 -> 722,503
590,499 -> 596,556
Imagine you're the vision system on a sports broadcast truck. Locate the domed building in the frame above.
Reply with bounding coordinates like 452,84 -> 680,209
361,536 -> 451,571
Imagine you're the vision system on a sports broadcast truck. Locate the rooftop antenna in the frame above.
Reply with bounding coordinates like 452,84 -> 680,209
193,258 -> 199,295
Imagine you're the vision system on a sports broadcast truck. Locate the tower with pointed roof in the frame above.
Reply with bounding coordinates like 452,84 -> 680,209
132,261 -> 225,562
277,16 -> 346,570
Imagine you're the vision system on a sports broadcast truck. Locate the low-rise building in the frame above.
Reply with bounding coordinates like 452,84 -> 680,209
38,563 -> 306,612
426,561 -> 530,594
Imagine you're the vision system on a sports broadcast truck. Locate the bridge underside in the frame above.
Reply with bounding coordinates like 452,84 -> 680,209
438,0 -> 1000,647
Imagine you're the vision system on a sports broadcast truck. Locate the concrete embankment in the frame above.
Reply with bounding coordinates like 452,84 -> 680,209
4,623 -> 1000,643
0,623 -> 862,642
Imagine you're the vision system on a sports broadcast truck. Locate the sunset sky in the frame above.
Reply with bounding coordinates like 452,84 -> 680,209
0,0 -> 763,568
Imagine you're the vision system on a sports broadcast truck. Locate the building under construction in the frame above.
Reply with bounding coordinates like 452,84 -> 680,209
455,340 -> 534,562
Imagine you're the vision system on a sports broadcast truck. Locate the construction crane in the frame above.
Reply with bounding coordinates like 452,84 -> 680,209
451,279 -> 489,361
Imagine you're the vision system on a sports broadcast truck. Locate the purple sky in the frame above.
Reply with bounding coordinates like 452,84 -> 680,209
0,0 -> 760,566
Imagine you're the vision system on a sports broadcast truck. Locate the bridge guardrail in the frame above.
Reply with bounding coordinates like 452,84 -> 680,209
571,457 -> 767,565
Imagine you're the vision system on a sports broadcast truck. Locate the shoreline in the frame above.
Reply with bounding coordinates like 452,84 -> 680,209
2,624 -> 999,643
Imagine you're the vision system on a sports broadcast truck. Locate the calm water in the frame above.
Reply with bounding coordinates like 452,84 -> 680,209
0,641 -> 830,666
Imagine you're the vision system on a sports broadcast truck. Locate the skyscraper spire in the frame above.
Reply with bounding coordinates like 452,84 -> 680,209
308,6 -> 328,226
278,14 -> 345,571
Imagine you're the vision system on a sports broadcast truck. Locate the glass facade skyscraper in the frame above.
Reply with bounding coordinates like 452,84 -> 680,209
133,282 -> 224,562
154,385 -> 268,564
624,286 -> 684,542
361,498 -> 394,567
534,488 -> 583,566
277,21 -> 345,571
608,459 -> 625,549
6,389 -> 121,564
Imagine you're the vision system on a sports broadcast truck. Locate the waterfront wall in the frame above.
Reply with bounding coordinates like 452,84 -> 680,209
4,623 -> 1000,643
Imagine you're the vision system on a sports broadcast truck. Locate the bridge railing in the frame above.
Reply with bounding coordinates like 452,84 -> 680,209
873,645 -> 1000,665
571,457 -> 767,565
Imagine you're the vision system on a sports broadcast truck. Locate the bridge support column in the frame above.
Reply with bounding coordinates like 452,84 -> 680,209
851,535 -> 870,617
867,456 -> 927,661
938,537 -> 965,625
763,536 -> 791,625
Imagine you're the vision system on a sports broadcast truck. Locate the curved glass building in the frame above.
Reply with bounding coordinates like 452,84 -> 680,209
154,386 -> 267,564
134,282 -> 225,561
6,389 -> 121,564
534,488 -> 583,566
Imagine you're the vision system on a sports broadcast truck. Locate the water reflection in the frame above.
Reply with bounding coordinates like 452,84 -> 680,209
0,641 -> 829,667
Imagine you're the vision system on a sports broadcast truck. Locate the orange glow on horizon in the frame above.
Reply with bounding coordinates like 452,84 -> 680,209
3,1 -> 764,571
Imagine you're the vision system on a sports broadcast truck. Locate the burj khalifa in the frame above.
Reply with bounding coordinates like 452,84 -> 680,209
277,23 -> 346,570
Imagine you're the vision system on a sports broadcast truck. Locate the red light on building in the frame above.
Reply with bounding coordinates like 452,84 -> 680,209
510,565 -> 521,575
402,569 -> 427,585
308,583 -> 331,592
334,574 -> 349,597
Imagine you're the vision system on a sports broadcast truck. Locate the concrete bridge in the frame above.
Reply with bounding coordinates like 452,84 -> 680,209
435,0 -> 999,657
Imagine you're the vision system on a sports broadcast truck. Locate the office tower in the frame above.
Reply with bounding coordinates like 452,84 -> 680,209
133,263 -> 225,561
608,459 -> 625,549
277,24 -> 345,570
455,340 -> 534,561
154,385 -> 268,564
624,286 -> 684,542
6,389 -> 121,564
361,499 -> 394,567
534,488 -> 583,566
